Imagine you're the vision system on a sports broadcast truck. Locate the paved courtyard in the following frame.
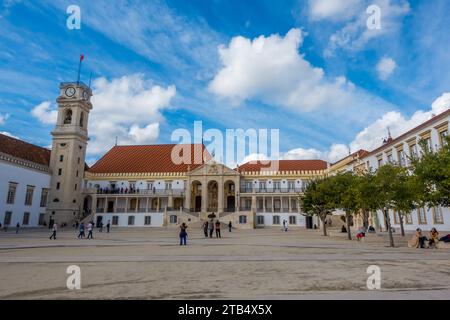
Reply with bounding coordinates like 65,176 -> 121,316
0,226 -> 449,299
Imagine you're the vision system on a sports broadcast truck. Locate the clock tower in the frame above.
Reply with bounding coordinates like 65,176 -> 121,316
45,82 -> 92,226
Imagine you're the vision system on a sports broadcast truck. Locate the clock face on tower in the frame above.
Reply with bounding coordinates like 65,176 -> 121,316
82,90 -> 89,101
65,87 -> 76,97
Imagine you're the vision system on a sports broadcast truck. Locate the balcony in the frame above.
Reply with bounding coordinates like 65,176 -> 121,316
92,188 -> 185,196
250,188 -> 304,194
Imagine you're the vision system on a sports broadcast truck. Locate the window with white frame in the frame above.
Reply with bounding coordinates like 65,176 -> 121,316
144,216 -> 151,225
417,207 -> 427,224
170,215 -> 177,224
24,186 -> 34,206
289,216 -> 296,225
273,215 -> 280,225
7,183 -> 17,204
165,181 -> 172,190
405,213 -> 413,224
40,188 -> 49,207
4,211 -> 12,225
256,215 -> 264,224
22,212 -> 30,225
112,216 -> 119,225
239,215 -> 247,224
433,206 -> 444,224
128,216 -> 135,226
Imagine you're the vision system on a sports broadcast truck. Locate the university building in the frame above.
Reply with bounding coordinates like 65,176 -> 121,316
0,80 -> 448,231
329,109 -> 450,232
0,134 -> 51,227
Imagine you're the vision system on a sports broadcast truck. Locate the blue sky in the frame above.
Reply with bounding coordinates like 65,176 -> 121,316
0,0 -> 449,165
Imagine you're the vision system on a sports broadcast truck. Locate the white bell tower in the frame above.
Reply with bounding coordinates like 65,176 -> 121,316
45,82 -> 92,225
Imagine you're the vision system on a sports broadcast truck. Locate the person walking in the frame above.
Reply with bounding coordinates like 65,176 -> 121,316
49,223 -> 57,240
208,219 -> 214,238
179,223 -> 188,245
228,221 -> 232,232
16,222 -> 20,234
106,220 -> 111,233
284,219 -> 288,232
99,221 -> 103,233
87,222 -> 93,240
203,221 -> 209,238
77,222 -> 85,239
215,220 -> 221,238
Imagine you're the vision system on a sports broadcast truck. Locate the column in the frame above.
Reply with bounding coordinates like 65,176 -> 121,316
201,180 -> 207,212
168,195 -> 174,211
92,196 -> 97,215
115,197 -> 118,213
263,196 -> 266,213
218,183 -> 224,213
185,183 -> 191,211
125,198 -> 128,213
157,197 -> 160,212
146,198 -> 149,213
271,197 -> 274,213
135,198 -> 138,213
251,195 -> 256,212
288,197 -> 292,213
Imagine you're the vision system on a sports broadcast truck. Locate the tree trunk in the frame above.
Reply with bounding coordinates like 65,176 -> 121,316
362,210 -> 369,229
321,215 -> 327,236
346,214 -> 352,240
384,209 -> 395,247
399,213 -> 405,237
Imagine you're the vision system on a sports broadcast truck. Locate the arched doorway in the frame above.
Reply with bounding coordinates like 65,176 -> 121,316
207,181 -> 218,211
191,181 -> 202,212
224,180 -> 235,212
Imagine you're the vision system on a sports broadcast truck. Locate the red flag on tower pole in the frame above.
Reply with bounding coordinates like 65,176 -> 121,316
77,54 -> 85,84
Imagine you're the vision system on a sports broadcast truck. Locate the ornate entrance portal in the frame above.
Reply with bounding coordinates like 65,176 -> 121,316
207,181 -> 218,212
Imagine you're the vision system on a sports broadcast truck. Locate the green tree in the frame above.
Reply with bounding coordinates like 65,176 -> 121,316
354,172 -> 378,230
412,136 -> 450,207
390,168 -> 421,237
374,164 -> 402,247
300,178 -> 335,236
331,172 -> 359,240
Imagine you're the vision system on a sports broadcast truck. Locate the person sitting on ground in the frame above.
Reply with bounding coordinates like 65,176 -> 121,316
341,225 -> 347,233
408,228 -> 428,248
368,225 -> 376,233
439,233 -> 450,243
428,228 -> 439,249
356,227 -> 365,241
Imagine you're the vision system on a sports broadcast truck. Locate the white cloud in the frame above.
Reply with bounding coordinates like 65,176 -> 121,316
283,92 -> 450,163
308,0 -> 361,22
0,113 -> 9,125
239,153 -> 269,165
209,28 -> 358,112
0,131 -> 19,139
31,74 -> 176,156
283,144 -> 349,163
128,123 -> 160,144
324,0 -> 410,55
88,74 -> 176,155
376,57 -> 397,80
31,101 -> 57,125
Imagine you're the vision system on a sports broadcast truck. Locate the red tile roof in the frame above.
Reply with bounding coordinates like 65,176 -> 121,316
0,133 -> 50,167
88,144 -> 211,174
238,159 -> 329,172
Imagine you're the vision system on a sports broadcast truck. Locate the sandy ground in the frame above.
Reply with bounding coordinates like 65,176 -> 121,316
0,226 -> 449,299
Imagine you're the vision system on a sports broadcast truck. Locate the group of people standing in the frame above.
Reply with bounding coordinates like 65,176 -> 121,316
203,219 -> 232,238
178,219 -> 233,245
